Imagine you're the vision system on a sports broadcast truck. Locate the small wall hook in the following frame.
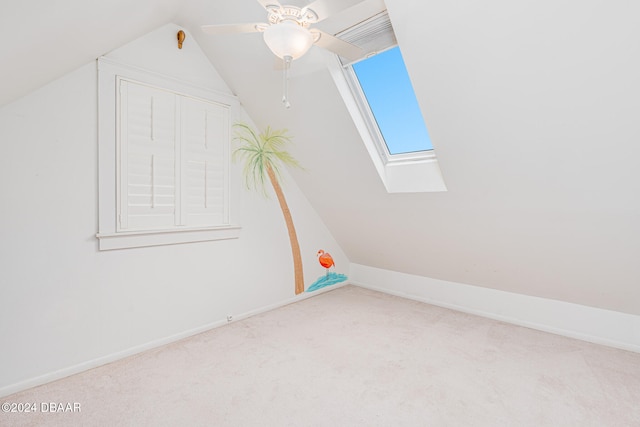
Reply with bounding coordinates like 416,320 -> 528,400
177,30 -> 186,49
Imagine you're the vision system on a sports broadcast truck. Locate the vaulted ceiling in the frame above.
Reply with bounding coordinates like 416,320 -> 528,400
2,0 -> 639,315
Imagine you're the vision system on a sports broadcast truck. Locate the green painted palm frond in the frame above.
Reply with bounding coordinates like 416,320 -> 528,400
237,146 -> 268,192
232,122 -> 301,194
232,123 -> 267,192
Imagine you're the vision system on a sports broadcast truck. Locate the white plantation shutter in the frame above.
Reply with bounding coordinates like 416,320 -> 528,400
181,97 -> 229,227
119,81 -> 177,230
117,79 -> 230,232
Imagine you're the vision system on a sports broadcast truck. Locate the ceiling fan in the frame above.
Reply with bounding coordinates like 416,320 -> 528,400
201,0 -> 364,108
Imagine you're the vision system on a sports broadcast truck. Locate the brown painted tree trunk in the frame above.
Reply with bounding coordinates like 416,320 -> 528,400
266,164 -> 304,294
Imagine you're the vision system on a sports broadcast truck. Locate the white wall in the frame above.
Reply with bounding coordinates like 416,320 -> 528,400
241,0 -> 640,317
0,24 -> 348,396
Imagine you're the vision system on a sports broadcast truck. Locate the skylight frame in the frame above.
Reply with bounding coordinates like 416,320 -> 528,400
340,45 -> 436,166
327,7 -> 446,193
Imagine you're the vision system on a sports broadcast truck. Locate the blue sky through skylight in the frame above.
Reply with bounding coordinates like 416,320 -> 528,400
352,47 -> 432,155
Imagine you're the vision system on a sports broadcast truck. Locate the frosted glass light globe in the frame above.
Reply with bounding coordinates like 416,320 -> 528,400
263,21 -> 314,60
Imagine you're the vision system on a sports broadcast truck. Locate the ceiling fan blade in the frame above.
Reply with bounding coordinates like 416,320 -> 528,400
303,0 -> 363,22
256,0 -> 282,11
201,23 -> 265,35
312,29 -> 364,62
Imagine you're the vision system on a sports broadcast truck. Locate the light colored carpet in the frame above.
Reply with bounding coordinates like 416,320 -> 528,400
2,285 -> 639,426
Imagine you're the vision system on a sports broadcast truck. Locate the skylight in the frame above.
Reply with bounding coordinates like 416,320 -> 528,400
328,8 -> 446,193
352,46 -> 433,155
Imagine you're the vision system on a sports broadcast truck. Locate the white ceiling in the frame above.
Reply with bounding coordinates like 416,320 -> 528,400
2,0 -> 639,315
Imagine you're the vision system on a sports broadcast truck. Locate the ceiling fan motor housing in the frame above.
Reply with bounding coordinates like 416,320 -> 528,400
266,5 -> 318,27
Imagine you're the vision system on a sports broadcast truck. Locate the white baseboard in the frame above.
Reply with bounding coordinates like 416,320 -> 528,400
350,263 -> 640,353
0,281 -> 349,398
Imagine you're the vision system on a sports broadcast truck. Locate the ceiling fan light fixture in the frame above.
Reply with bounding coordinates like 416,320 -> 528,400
263,20 -> 314,60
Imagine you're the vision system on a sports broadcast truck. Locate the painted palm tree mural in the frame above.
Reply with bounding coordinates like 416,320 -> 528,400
233,123 -> 305,294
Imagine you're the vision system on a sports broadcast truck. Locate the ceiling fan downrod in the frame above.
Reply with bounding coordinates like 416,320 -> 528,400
282,55 -> 292,109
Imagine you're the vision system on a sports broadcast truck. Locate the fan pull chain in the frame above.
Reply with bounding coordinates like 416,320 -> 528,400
282,55 -> 292,109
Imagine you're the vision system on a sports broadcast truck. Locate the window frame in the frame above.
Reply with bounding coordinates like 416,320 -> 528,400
97,57 -> 242,250
330,52 -> 447,193
329,7 -> 446,193
342,49 -> 438,166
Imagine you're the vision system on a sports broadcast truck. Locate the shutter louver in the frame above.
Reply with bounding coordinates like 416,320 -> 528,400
120,81 -> 177,230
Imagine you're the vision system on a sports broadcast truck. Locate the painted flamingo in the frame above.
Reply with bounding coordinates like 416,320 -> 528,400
317,249 -> 335,277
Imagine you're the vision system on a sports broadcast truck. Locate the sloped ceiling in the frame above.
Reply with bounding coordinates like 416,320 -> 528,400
2,0 -> 639,315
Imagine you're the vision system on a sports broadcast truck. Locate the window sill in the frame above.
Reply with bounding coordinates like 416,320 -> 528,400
384,156 -> 447,193
96,225 -> 242,250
